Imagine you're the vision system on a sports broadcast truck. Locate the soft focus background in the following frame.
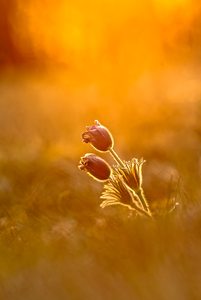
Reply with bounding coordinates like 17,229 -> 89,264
1,0 -> 201,299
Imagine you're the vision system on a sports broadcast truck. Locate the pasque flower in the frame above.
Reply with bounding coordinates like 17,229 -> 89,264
78,153 -> 111,181
82,120 -> 114,152
79,120 -> 154,217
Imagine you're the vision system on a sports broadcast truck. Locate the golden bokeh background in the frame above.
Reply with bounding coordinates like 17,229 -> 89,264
1,0 -> 201,299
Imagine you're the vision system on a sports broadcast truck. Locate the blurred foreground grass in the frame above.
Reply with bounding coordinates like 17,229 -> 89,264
0,70 -> 201,299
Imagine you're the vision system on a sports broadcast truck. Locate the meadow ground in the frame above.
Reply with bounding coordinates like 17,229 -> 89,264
0,69 -> 201,300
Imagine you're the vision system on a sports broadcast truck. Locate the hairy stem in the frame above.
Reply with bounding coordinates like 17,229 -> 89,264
136,188 -> 152,215
108,148 -> 152,217
129,205 -> 152,218
109,148 -> 125,168
126,185 -> 152,218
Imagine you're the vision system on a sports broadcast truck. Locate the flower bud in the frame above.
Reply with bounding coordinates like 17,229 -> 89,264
78,153 -> 111,181
82,120 -> 114,152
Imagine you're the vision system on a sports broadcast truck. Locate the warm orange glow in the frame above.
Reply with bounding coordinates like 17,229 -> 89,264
12,0 -> 197,76
1,2 -> 201,299
154,0 -> 190,9
1,0 -> 198,159
0,0 -> 200,155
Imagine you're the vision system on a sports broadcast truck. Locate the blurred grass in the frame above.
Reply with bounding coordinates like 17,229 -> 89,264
0,70 -> 201,299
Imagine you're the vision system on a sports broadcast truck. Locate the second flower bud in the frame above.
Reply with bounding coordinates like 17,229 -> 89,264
78,153 -> 111,181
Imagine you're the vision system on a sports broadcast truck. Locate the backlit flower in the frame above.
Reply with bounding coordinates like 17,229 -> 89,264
82,120 -> 114,152
78,153 -> 111,181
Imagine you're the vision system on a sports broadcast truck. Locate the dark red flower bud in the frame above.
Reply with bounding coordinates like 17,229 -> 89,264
78,153 -> 111,181
82,120 -> 114,152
